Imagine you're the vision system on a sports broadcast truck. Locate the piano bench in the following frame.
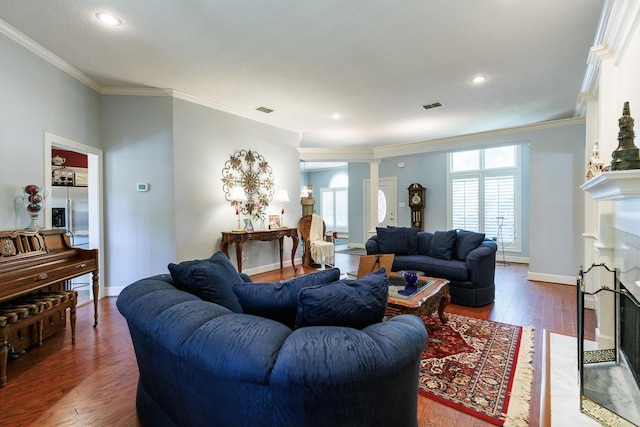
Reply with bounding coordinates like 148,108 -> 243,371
0,290 -> 77,388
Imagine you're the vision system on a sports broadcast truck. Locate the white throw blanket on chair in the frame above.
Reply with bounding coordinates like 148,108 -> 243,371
309,214 -> 334,266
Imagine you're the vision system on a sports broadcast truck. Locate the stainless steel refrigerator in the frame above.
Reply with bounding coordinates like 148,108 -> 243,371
50,185 -> 89,248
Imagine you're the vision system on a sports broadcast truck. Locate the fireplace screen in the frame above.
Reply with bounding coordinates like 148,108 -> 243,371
577,263 -> 640,426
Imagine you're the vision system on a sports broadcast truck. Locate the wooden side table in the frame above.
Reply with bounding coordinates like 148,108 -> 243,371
220,228 -> 299,273
386,275 -> 450,323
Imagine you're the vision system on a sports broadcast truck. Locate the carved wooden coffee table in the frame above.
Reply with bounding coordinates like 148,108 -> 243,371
386,274 -> 450,323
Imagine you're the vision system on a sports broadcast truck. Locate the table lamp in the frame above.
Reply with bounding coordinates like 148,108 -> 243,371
275,189 -> 289,227
230,186 -> 246,232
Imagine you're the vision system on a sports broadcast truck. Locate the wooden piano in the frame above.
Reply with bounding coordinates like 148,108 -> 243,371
0,229 -> 99,386
0,229 -> 99,324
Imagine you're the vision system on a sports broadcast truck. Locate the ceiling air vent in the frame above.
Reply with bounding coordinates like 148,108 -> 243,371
422,102 -> 444,110
256,106 -> 274,114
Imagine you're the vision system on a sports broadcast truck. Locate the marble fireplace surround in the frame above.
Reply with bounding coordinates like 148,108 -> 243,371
581,170 -> 640,424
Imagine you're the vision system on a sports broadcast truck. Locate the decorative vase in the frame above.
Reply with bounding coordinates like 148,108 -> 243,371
398,270 -> 423,296
22,185 -> 46,230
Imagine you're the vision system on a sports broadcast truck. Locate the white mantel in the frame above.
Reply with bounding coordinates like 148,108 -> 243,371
580,170 -> 640,200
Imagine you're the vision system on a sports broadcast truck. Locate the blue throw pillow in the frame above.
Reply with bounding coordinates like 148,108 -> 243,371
386,226 -> 419,255
295,268 -> 389,329
232,268 -> 341,327
168,251 -> 244,313
427,230 -> 457,260
454,230 -> 486,260
377,227 -> 411,255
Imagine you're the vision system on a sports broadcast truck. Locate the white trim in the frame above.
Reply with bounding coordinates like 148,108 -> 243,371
44,132 -> 105,301
527,271 -> 576,286
0,19 -> 101,92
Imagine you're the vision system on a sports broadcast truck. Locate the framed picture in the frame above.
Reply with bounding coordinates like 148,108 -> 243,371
244,218 -> 253,232
268,215 -> 281,229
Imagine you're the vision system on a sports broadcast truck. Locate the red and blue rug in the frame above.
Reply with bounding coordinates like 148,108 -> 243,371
419,313 -> 534,426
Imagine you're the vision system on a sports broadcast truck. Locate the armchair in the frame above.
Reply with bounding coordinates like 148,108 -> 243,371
298,214 -> 337,267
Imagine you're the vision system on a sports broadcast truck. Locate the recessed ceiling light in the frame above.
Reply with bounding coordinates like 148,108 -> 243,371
96,12 -> 122,26
472,75 -> 487,84
332,113 -> 342,120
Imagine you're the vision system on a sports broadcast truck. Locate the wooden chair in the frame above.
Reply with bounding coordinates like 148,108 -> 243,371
298,215 -> 337,267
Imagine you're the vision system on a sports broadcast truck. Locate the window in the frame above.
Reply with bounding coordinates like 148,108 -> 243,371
448,145 -> 520,251
320,173 -> 348,234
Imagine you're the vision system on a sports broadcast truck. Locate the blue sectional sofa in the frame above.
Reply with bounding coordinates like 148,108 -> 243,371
366,228 -> 498,307
117,253 -> 428,427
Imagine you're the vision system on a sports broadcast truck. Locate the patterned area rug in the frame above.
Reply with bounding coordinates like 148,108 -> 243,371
419,313 -> 534,426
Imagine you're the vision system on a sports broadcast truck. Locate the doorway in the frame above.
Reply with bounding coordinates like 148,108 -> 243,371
44,132 -> 103,305
364,177 -> 397,238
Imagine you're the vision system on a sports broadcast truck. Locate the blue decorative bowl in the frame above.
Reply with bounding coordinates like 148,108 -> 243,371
398,270 -> 424,295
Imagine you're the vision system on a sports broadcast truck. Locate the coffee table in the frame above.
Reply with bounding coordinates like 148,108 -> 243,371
386,274 -> 450,323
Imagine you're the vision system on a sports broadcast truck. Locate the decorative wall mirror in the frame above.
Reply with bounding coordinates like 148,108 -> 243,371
221,150 -> 274,215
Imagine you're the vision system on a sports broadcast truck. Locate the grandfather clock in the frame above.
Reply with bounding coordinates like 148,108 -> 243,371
408,183 -> 426,231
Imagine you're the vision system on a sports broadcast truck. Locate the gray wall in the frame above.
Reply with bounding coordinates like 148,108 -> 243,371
0,33 -> 101,230
172,99 -> 301,267
101,95 -> 176,289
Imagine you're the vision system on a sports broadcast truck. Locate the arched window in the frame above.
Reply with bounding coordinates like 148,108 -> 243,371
321,172 -> 348,233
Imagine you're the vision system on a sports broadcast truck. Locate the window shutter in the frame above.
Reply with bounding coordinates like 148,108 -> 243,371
484,175 -> 515,247
451,177 -> 479,231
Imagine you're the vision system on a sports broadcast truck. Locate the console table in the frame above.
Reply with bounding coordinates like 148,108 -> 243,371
220,228 -> 299,273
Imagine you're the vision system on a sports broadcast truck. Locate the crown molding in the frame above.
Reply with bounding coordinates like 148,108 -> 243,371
371,117 -> 586,159
0,18 -> 102,92
298,147 -> 375,162
298,117 -> 586,161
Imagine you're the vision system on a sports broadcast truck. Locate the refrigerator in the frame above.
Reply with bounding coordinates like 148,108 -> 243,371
50,185 -> 89,249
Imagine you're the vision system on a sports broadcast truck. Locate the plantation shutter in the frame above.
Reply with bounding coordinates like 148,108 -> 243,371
451,177 -> 479,231
484,175 -> 515,247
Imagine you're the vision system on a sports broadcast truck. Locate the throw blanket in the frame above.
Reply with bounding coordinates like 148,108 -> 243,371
310,214 -> 334,265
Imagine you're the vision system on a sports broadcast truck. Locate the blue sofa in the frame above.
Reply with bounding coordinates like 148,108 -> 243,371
366,228 -> 498,307
117,255 -> 428,427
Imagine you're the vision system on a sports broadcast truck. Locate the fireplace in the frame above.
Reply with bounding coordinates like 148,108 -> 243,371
620,280 -> 640,388
577,265 -> 640,426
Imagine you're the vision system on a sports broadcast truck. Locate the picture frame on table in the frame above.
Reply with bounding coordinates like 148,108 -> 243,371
268,215 -> 281,229
244,218 -> 253,232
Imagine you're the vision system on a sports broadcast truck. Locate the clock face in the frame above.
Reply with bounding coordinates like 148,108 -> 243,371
411,193 -> 422,205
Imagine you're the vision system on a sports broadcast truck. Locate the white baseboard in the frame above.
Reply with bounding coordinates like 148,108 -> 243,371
527,271 -> 575,285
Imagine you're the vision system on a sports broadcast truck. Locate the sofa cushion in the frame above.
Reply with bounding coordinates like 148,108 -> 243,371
232,268 -> 341,327
376,227 -> 409,255
168,251 -> 244,313
427,230 -> 457,260
295,268 -> 389,329
386,226 -> 419,255
454,230 -> 486,260
416,232 -> 433,254
376,226 -> 419,255
392,255 -> 469,282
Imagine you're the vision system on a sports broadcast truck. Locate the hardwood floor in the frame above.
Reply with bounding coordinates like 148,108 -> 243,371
0,253 -> 594,426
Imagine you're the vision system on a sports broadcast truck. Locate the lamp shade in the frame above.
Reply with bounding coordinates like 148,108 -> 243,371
229,186 -> 247,201
275,190 -> 289,202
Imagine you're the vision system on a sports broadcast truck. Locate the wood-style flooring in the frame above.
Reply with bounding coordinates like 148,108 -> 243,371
0,252 -> 594,426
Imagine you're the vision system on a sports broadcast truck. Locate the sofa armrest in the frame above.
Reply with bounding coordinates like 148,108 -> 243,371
465,240 -> 498,287
365,235 -> 380,254
239,273 -> 252,283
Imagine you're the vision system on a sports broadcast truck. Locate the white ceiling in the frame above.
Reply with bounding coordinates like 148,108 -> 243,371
0,1 -> 604,149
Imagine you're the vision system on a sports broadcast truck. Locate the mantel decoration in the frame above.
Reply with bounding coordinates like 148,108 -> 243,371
221,150 -> 275,228
610,101 -> 640,171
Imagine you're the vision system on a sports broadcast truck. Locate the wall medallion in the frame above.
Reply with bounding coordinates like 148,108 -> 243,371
221,150 -> 274,216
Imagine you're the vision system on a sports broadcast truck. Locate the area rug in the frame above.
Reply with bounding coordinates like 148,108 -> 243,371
334,246 -> 366,255
419,313 -> 534,426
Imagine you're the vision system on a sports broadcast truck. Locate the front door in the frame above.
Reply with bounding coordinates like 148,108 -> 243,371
364,177 -> 397,237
